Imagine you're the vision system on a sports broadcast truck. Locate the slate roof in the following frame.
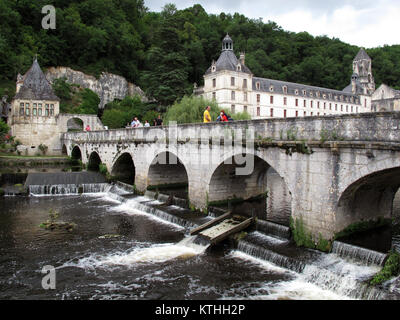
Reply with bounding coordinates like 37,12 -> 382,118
354,48 -> 371,61
253,77 -> 360,104
342,82 -> 364,95
14,58 -> 60,101
205,50 -> 252,75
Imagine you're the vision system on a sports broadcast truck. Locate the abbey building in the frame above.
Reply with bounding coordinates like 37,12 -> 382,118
195,34 -> 376,119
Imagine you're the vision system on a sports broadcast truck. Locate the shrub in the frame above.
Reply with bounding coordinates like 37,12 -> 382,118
38,144 -> 48,155
370,251 -> 400,286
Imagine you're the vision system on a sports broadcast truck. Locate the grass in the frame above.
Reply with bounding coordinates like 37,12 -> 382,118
0,153 -> 69,159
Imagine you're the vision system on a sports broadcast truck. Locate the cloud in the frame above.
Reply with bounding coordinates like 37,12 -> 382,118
144,0 -> 400,47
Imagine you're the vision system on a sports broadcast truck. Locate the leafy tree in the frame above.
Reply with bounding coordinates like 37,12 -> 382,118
164,95 -> 219,124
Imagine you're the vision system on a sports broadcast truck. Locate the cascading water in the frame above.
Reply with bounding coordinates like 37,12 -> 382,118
256,220 -> 291,240
19,179 -> 400,300
236,232 -> 396,300
331,241 -> 387,267
237,239 -> 305,273
29,183 -> 111,196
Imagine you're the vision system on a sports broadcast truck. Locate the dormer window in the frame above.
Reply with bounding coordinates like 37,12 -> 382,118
269,85 -> 274,92
237,64 -> 241,71
302,90 -> 306,96
295,90 -> 299,95
211,66 -> 216,72
310,92 -> 313,97
256,82 -> 260,90
282,86 -> 288,94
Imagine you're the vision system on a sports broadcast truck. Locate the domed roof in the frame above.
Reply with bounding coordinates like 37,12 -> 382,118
205,34 -> 252,75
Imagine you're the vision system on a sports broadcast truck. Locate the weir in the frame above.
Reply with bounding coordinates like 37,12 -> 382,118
16,179 -> 400,300
331,241 -> 388,267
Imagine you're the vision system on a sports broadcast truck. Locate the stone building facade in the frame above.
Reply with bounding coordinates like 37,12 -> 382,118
195,35 -> 375,119
371,83 -> 400,112
8,58 -> 104,156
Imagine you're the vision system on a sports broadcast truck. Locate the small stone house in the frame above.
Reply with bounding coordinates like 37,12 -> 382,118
8,58 -> 104,156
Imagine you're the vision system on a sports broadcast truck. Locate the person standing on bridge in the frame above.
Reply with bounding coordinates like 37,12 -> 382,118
85,124 -> 91,132
155,115 -> 163,126
203,106 -> 211,123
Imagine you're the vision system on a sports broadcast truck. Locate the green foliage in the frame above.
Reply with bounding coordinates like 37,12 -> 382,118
0,119 -> 9,138
1,0 -> 400,111
286,127 -> 298,141
370,251 -> 400,286
99,163 -> 108,176
38,144 -> 48,155
52,78 -> 100,115
101,95 -> 151,129
52,77 -> 72,100
290,217 -> 331,252
164,95 -> 220,124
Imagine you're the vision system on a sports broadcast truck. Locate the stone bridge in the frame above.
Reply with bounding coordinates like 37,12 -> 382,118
61,112 -> 400,241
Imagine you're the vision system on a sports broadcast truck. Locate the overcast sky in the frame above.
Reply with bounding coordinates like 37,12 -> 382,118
144,0 -> 400,48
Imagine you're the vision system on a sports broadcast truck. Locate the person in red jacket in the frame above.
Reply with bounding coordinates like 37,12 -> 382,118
217,110 -> 228,122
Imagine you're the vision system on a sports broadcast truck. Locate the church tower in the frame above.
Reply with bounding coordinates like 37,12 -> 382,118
353,48 -> 375,95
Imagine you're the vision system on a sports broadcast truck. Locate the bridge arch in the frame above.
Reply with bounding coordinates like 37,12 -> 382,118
71,145 -> 82,161
336,167 -> 400,233
147,151 -> 189,193
88,151 -> 102,172
207,152 -> 292,224
111,153 -> 135,185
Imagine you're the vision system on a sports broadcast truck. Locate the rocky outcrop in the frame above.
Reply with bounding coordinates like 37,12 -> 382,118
45,67 -> 148,109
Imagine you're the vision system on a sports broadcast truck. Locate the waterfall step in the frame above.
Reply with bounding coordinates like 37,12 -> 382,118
332,241 -> 388,267
240,232 -> 323,265
255,220 -> 291,240
25,172 -> 106,187
190,213 -> 254,246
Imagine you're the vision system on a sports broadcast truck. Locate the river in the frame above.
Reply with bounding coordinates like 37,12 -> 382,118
0,187 -> 399,300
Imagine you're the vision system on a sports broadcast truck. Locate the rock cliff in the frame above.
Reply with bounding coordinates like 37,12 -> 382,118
45,67 -> 148,109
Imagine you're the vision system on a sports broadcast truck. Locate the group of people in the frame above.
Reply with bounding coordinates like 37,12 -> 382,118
129,115 -> 163,128
203,106 -> 233,123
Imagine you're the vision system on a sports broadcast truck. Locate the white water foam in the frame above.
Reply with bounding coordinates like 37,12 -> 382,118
61,236 -> 208,270
110,200 -> 185,230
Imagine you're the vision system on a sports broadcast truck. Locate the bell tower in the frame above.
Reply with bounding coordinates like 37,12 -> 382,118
353,48 -> 375,95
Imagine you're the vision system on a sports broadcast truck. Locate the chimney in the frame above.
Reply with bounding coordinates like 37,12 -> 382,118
240,52 -> 245,65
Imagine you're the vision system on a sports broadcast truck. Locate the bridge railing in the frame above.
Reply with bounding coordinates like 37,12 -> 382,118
62,112 -> 400,144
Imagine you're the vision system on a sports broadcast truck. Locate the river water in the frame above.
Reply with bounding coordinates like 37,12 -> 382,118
0,188 -> 398,300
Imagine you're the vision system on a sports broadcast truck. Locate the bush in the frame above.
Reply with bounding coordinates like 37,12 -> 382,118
101,95 -> 149,128
0,119 -> 9,139
38,144 -> 48,155
101,109 -> 129,129
164,95 -> 220,125
370,251 -> 400,286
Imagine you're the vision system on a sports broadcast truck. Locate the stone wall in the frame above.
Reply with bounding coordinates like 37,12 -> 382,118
45,67 -> 148,109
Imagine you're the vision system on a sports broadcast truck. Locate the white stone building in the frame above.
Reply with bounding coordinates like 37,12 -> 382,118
371,83 -> 400,112
195,34 -> 375,119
